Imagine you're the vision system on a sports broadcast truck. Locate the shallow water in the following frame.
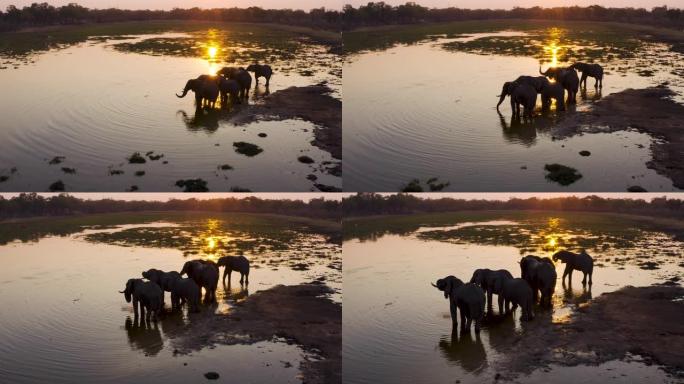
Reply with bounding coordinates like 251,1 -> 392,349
342,213 -> 683,383
343,27 -> 684,192
0,215 -> 341,383
0,28 -> 341,192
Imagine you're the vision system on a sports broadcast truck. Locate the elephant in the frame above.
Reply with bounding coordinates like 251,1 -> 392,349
141,268 -> 181,306
553,250 -> 594,285
180,260 -> 219,303
541,81 -> 566,112
519,255 -> 557,307
176,75 -> 219,109
246,63 -> 273,86
119,278 -> 163,321
469,268 -> 513,314
540,66 -> 579,104
570,62 -> 603,89
161,276 -> 201,312
513,75 -> 549,93
217,77 -> 241,108
432,276 -> 485,333
217,255 -> 250,285
217,67 -> 252,100
496,81 -> 537,118
501,278 -> 534,321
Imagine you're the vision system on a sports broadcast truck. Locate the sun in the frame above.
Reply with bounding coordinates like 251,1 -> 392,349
548,237 -> 557,248
208,46 -> 218,59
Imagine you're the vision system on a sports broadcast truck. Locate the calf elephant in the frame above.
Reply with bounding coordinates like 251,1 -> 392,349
496,81 -> 538,118
180,260 -> 219,302
176,75 -> 219,109
246,63 -> 273,86
217,67 -> 252,100
120,278 -> 163,321
217,255 -> 250,285
541,82 -> 566,111
142,268 -> 181,306
570,62 -> 603,89
432,276 -> 485,333
540,66 -> 579,104
162,276 -> 201,312
553,250 -> 594,285
519,255 -> 557,307
469,268 -> 513,314
501,278 -> 534,321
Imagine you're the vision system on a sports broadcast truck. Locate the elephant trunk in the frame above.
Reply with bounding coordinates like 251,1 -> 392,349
539,66 -> 546,76
496,93 -> 506,110
176,88 -> 189,98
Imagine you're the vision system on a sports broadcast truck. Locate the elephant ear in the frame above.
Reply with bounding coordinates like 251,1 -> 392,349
444,278 -> 453,299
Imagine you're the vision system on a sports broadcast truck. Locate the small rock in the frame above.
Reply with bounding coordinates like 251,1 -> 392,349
204,372 -> 219,380
258,133 -> 267,137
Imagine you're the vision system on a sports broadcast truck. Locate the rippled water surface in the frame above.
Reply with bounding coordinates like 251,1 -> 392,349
0,212 -> 341,383
342,212 -> 683,383
343,23 -> 684,192
0,24 -> 341,191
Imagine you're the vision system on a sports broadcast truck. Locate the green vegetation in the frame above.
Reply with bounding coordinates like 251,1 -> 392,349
544,163 -> 583,186
233,142 -> 263,157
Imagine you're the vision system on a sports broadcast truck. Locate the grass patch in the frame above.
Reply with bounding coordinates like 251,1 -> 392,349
127,152 -> 147,164
175,178 -> 209,192
61,167 -> 76,174
48,180 -> 64,191
544,163 -> 582,186
233,142 -> 263,157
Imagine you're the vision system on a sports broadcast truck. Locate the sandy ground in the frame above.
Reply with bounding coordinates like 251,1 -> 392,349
231,84 -> 342,164
164,282 -> 341,384
494,284 -> 684,380
554,86 -> 684,189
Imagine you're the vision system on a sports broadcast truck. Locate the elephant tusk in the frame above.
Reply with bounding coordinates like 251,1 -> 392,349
430,282 -> 438,288
118,290 -> 125,293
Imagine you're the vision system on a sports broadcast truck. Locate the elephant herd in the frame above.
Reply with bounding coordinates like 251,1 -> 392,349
176,63 -> 273,110
432,250 -> 594,333
496,61 -> 604,118
119,255 -> 250,322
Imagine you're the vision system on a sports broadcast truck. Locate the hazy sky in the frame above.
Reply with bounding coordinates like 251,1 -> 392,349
1,0 -> 681,10
2,193 -> 678,202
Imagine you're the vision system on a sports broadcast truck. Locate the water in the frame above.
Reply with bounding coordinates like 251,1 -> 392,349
0,27 -> 341,192
342,213 -> 683,383
343,27 -> 684,192
0,214 -> 341,383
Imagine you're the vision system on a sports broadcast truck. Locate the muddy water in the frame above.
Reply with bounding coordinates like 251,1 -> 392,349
0,29 -> 341,192
0,216 -> 340,383
342,215 -> 683,383
343,28 -> 684,192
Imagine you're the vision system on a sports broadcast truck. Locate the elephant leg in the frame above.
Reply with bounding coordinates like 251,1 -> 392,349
133,298 -> 139,318
465,318 -> 472,331
589,272 -> 593,285
266,76 -> 270,87
474,318 -> 481,333
240,273 -> 244,285
459,309 -> 466,331
245,274 -> 249,285
498,295 -> 504,314
487,291 -> 493,311
228,270 -> 232,285
449,301 -> 457,326
222,268 -> 228,285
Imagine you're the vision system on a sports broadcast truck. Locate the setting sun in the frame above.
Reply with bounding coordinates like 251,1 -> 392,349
208,46 -> 218,59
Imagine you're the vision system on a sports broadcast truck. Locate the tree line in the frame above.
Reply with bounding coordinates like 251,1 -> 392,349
0,193 -> 341,221
0,2 -> 341,31
342,193 -> 684,219
342,2 -> 684,29
1,3 -> 683,33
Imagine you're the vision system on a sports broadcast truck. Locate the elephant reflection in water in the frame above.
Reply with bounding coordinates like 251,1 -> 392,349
438,330 -> 487,373
498,111 -> 538,146
177,109 -> 219,133
252,84 -> 271,101
223,279 -> 250,304
580,87 -> 602,102
483,311 -> 516,353
562,280 -> 592,306
124,316 -> 163,356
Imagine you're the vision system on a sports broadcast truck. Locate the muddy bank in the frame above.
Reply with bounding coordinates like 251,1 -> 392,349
166,283 -> 341,384
497,285 -> 684,380
553,86 -> 684,189
231,84 -> 342,161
